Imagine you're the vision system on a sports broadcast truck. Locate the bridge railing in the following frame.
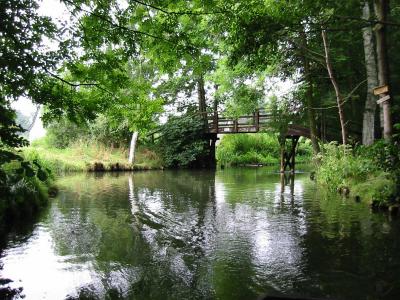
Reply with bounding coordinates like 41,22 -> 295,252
207,110 -> 273,134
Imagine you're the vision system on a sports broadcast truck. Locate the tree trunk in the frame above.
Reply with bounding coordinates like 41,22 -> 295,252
27,104 -> 41,140
299,30 -> 320,154
128,131 -> 138,164
322,30 -> 348,145
304,72 -> 321,154
374,0 -> 392,140
213,84 -> 219,132
197,75 -> 207,113
362,1 -> 379,145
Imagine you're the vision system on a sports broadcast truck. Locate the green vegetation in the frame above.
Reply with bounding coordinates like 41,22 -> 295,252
217,133 -> 312,166
25,138 -> 163,174
1,0 -> 400,230
315,142 -> 399,207
0,151 -> 51,234
157,112 -> 211,168
18,114 -> 163,174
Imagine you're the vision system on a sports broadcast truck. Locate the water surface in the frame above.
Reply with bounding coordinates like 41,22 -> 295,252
1,169 -> 400,299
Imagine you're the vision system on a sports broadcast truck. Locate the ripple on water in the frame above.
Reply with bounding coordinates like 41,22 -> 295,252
0,170 -> 399,300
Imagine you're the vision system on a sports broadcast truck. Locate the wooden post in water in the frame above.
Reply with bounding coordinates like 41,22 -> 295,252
280,135 -> 299,173
290,136 -> 300,173
279,134 -> 286,173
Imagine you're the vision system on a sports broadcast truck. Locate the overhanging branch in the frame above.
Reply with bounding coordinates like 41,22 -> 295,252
132,0 -> 227,16
44,68 -> 114,95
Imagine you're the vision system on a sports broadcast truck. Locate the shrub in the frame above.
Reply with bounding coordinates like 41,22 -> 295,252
315,142 -> 396,205
157,113 -> 210,168
44,115 -> 131,149
0,150 -> 51,228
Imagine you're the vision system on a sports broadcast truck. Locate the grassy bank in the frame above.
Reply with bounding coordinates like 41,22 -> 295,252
315,143 -> 398,208
216,133 -> 312,166
24,138 -> 163,174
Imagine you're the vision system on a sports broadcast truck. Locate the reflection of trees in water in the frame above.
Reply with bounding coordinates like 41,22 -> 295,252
213,169 -> 310,298
51,172 -> 220,299
44,170 -> 400,300
49,174 -> 143,298
128,172 -> 219,299
297,187 -> 400,299
128,170 -> 310,299
0,201 -> 51,299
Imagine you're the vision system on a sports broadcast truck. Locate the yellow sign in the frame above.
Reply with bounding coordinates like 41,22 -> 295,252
373,85 -> 389,95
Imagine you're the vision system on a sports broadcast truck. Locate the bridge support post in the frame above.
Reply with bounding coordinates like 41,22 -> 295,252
279,133 -> 286,173
280,136 -> 300,173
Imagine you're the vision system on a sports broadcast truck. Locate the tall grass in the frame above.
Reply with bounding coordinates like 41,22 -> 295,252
25,137 -> 163,174
316,143 -> 396,206
216,133 -> 312,166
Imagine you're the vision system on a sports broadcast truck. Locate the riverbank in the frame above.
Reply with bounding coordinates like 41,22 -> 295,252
315,142 -> 399,209
23,141 -> 163,174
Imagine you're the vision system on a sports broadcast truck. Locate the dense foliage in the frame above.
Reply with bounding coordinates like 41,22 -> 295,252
44,116 -> 131,149
157,113 -> 210,168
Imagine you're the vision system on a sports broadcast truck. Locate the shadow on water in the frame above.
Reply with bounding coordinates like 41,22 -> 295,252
0,169 -> 400,299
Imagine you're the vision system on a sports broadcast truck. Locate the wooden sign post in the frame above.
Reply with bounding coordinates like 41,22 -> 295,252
373,84 -> 392,140
376,94 -> 390,105
373,85 -> 389,96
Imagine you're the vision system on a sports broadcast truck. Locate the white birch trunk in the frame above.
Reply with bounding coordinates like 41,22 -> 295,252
361,1 -> 379,145
128,131 -> 138,164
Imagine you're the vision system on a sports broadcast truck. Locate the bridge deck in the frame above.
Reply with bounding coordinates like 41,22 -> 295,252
207,111 -> 310,138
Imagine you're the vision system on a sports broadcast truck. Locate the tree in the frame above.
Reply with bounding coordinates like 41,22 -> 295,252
322,29 -> 347,145
361,0 -> 379,145
1,0 -> 58,149
374,0 -> 393,140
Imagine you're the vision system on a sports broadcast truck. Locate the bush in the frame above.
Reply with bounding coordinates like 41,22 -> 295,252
157,113 -> 210,168
44,118 -> 87,148
0,150 -> 51,229
44,115 -> 130,149
315,142 -> 397,206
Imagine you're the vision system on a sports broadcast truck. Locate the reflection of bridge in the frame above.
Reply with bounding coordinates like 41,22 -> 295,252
206,110 -> 311,173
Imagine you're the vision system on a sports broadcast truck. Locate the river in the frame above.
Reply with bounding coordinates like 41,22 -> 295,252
1,169 -> 400,299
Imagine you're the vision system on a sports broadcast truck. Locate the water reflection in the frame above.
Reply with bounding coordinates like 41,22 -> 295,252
0,169 -> 399,299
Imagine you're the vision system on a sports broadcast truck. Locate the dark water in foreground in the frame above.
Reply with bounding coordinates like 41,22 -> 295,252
1,169 -> 400,300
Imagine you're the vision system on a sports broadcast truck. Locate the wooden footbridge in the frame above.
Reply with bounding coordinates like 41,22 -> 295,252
206,110 -> 311,138
150,109 -> 312,172
205,110 -> 311,172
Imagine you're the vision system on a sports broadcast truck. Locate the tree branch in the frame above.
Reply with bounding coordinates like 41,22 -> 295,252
44,68 -> 114,95
62,0 -> 170,42
131,0 -> 227,16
